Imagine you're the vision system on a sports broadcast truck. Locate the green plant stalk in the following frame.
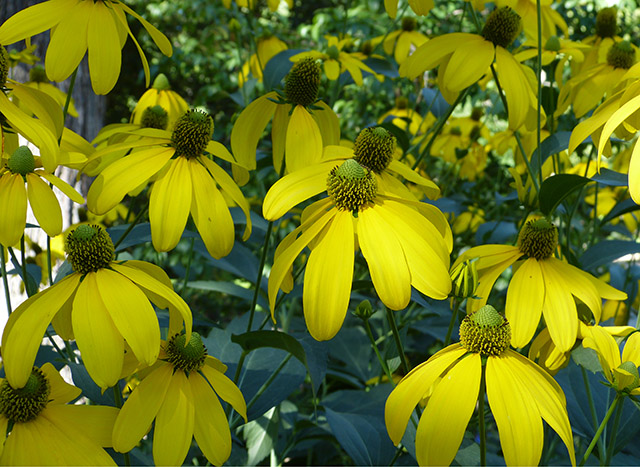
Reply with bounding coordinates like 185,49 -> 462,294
112,385 -> 131,467
246,219 -> 275,332
535,0 -> 543,186
579,394 -> 622,466
20,235 -> 34,296
444,298 -> 462,346
604,394 -> 625,465
581,366 -> 604,459
0,246 -> 12,314
180,237 -> 195,294
112,203 -> 148,251
386,307 -> 409,374
479,362 -> 487,466
389,444 -> 404,467
363,319 -> 395,384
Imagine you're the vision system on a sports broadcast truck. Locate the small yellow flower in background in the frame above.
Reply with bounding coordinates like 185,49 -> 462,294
131,74 -> 189,131
583,329 -> 640,394
16,65 -> 78,117
86,109 -> 252,258
378,96 -> 435,135
452,206 -> 485,235
0,363 -> 118,465
453,217 -> 627,352
383,0 -> 433,19
580,7 -> 623,72
112,332 -> 247,466
385,305 -> 576,466
373,17 -> 428,65
223,0 -> 293,12
231,57 -> 340,174
239,35 -> 288,86
1,224 -> 192,390
5,43 -> 38,68
0,146 -> 84,247
0,0 -> 173,95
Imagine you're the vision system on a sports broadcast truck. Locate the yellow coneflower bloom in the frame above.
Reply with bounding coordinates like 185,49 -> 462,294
112,332 -> 247,466
378,96 -> 435,135
497,0 -> 568,42
0,363 -> 118,465
239,35 -> 288,86
0,0 -> 173,94
452,217 -> 627,352
374,17 -> 428,65
1,224 -> 192,390
131,74 -> 189,131
385,305 -> 576,466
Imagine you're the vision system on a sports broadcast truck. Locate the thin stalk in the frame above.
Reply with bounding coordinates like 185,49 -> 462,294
535,0 -> 543,186
0,246 -> 12,314
46,235 -> 53,286
20,235 -> 34,296
246,219 -> 275,332
112,204 -> 148,251
180,237 -> 195,294
580,366 -> 604,459
444,299 -> 462,346
112,385 -> 131,467
604,395 -> 625,465
579,394 -> 622,466
386,308 -> 409,374
389,444 -> 404,466
61,68 -> 78,126
363,319 -> 395,384
479,362 -> 487,466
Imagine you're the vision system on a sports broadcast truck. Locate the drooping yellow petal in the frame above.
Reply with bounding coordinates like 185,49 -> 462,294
452,244 -> 521,270
41,362 -> 81,405
598,95 -> 640,158
149,157 -> 192,252
94,269 -> 160,366
385,344 -> 466,445
487,355 -> 544,466
39,171 -> 84,204
230,93 -> 278,171
0,173 -> 27,247
384,0 -> 398,18
87,2 -> 122,94
630,139 -> 640,204
408,0 -> 434,15
303,210 -> 354,341
467,254 -> 521,312
190,372 -> 232,466
205,140 -> 236,166
10,83 -> 64,139
415,353 -> 481,466
272,103 -> 291,173
1,274 -> 80,388
285,105 -> 323,173
0,0 -> 75,45
0,416 -> 7,459
506,258 -> 545,348
495,47 -> 534,130
312,100 -> 341,147
200,364 -> 247,422
153,371 -> 195,466
583,327 -> 620,382
117,2 -> 172,57
540,261 -> 578,353
44,405 -> 119,448
26,173 -> 62,237
622,332 -> 640,366
324,59 -> 341,80
387,160 -> 440,199
399,33 -> 474,79
189,159 -> 234,259
72,272 -> 124,389
547,257 -> 602,322
442,37 -> 494,92
113,363 -> 173,452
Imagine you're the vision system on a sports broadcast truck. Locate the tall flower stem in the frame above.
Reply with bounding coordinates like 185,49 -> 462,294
604,395 -> 625,465
386,308 -> 409,374
246,219 -> 274,332
0,246 -> 12,314
444,298 -> 462,346
581,366 -> 604,460
579,393 -> 622,466
535,0 -> 543,186
180,237 -> 195,294
20,235 -> 35,296
112,203 -> 149,251
479,362 -> 487,466
363,318 -> 395,383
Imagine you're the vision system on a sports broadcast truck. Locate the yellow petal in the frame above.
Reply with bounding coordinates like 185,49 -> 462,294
0,0 -> 74,45
540,261 -> 578,353
149,157 -> 192,252
1,275 -> 79,388
506,258 -> 545,348
399,33 -> 473,79
0,416 -> 7,459
10,83 -> 64,139
630,140 -> 640,204
117,2 -> 172,56
324,59 -> 340,80
547,257 -> 602,322
312,100 -> 341,146
388,160 -> 440,199
415,353 -> 481,466
45,405 -> 119,448
200,364 -> 247,422
26,173 -> 62,237
468,254 -> 521,312
205,140 -> 236,165
272,103 -> 290,173
189,159 -> 235,259
622,332 -> 640,366
384,0 -> 398,18
0,173 -> 27,246
153,371 -> 195,466
495,47 -> 533,130
113,363 -> 173,452
190,372 -> 232,465
442,37 -> 494,92
72,273 -> 124,389
39,171 -> 84,204
94,269 -> 160,366
230,93 -> 278,171
87,2 -> 121,94
598,95 -> 640,158
303,210 -> 354,341
41,362 -> 81,405
286,105 -> 323,173
583,326 -> 620,380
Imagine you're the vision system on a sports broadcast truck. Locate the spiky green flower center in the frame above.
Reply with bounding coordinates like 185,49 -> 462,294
353,127 -> 397,174
545,36 -> 561,52
450,260 -> 479,299
607,41 -> 635,70
615,361 -> 639,392
401,17 -> 417,32
140,105 -> 169,130
8,146 -> 35,175
327,159 -> 377,214
29,65 -> 48,83
166,332 -> 207,373
459,305 -> 511,356
0,45 -> 9,87
596,7 -> 617,38
284,58 -> 321,107
65,224 -> 114,275
0,368 -> 51,423
517,218 -> 558,260
171,109 -> 213,158
482,7 -> 522,49
152,73 -> 171,90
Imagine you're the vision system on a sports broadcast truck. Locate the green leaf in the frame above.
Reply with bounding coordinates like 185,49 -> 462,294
187,280 -> 268,310
262,49 -> 303,92
601,198 -> 640,225
539,173 -> 591,215
530,131 -> 571,177
592,168 -> 628,187
571,345 -> 602,374
243,406 -> 280,466
580,240 -> 640,270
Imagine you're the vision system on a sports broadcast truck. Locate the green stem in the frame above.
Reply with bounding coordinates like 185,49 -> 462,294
386,308 -> 409,374
112,385 -> 131,467
389,444 -> 404,466
363,319 -> 394,384
61,68 -> 78,127
180,237 -> 195,294
444,299 -> 462,346
20,235 -> 34,296
580,366 -> 604,460
535,0 -> 543,187
246,220 -> 274,332
0,246 -> 12,315
579,394 -> 622,466
112,204 -> 148,251
604,394 -> 624,465
479,362 -> 487,466
46,235 -> 53,286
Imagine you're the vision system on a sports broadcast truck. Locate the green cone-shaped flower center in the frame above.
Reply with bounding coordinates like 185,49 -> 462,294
596,7 -> 617,38
0,368 -> 51,423
29,65 -> 48,83
166,332 -> 207,372
607,41 -> 635,70
459,305 -> 511,356
152,73 -> 171,90
450,260 -> 479,299
482,7 -> 522,49
284,58 -> 321,107
517,217 -> 558,260
65,224 -> 115,275
615,361 -> 639,391
353,127 -> 396,174
171,109 -> 213,158
545,36 -> 562,52
401,17 -> 417,32
0,45 -> 9,87
8,146 -> 35,175
141,105 -> 169,130
327,159 -> 378,214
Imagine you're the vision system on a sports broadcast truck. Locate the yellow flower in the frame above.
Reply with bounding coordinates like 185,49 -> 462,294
378,96 -> 435,135
263,156 -> 451,341
453,217 -> 627,352
223,0 -> 292,11
401,7 -> 541,131
496,0 -> 568,42
0,363 -> 119,465
583,329 -> 640,394
86,109 -> 252,258
112,332 -> 247,466
1,224 -> 192,390
0,0 -> 173,95
0,146 -> 84,247
239,35 -> 288,86
384,0 -> 433,19
130,74 -> 189,131
374,17 -> 428,65
17,65 -> 78,117
385,305 -> 576,466
452,206 -> 485,235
